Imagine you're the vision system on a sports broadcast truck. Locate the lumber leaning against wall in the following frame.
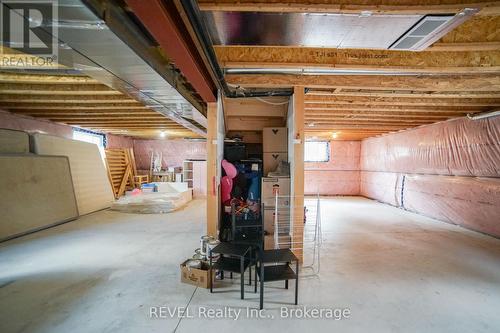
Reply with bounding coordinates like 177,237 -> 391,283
360,117 -> 500,238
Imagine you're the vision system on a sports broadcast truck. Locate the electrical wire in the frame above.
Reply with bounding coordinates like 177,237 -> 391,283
254,97 -> 290,105
227,83 -> 290,105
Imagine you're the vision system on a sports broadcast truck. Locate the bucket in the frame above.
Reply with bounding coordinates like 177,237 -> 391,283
207,239 -> 220,259
200,235 -> 215,255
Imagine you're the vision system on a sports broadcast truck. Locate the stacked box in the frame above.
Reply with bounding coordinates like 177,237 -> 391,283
263,127 -> 288,175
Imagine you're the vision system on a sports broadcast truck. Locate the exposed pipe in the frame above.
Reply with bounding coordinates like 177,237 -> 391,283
467,110 -> 500,120
180,0 -> 293,99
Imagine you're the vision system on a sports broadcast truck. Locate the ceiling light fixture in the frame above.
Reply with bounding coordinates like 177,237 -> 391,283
332,132 -> 339,139
159,130 -> 167,138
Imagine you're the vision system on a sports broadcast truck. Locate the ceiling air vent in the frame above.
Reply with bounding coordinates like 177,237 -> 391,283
390,9 -> 478,51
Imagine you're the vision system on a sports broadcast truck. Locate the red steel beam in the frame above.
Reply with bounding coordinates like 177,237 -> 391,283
126,0 -> 216,103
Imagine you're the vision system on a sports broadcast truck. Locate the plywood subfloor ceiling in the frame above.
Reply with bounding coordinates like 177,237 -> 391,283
199,0 -> 500,140
0,71 -> 200,139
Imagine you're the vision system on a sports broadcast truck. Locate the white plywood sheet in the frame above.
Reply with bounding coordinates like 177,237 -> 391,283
0,155 -> 78,241
0,129 -> 30,153
32,134 -> 114,215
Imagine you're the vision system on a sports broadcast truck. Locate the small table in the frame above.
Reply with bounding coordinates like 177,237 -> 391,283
209,242 -> 253,299
258,248 -> 299,309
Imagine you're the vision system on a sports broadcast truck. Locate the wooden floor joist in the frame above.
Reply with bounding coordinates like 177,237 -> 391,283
304,95 -> 500,106
215,46 -> 500,74
198,0 -> 500,15
0,94 -> 138,102
0,70 -> 200,138
225,74 -> 500,91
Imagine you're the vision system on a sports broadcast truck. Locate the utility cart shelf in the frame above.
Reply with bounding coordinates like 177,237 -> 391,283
258,248 -> 299,309
260,264 -> 297,282
214,256 -> 252,272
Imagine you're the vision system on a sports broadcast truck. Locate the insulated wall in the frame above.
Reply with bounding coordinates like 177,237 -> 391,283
305,141 -> 360,195
132,139 -> 207,170
360,117 -> 500,237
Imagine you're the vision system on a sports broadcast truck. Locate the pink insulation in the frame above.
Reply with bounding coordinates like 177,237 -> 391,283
0,110 -> 134,151
361,117 -> 500,177
403,175 -> 500,236
305,141 -> 361,195
360,117 -> 500,238
360,171 -> 399,206
106,134 -> 133,149
305,170 -> 360,195
132,139 -> 206,170
0,110 -> 73,138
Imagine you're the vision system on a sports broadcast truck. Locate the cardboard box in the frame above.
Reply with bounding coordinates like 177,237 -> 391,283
262,177 -> 290,207
265,234 -> 292,250
263,127 -> 288,152
263,152 -> 288,176
263,207 -> 291,234
180,260 -> 214,288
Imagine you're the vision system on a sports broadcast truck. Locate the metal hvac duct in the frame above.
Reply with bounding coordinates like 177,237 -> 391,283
5,0 -> 208,136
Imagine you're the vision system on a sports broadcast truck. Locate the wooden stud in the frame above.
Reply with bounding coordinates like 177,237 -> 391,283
291,86 -> 305,262
206,102 -> 218,237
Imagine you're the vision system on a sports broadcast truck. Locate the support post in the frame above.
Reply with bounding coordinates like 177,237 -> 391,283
206,102 -> 218,237
292,86 -> 305,262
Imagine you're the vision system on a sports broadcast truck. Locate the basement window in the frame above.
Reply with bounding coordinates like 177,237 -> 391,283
305,141 -> 330,162
73,128 -> 106,157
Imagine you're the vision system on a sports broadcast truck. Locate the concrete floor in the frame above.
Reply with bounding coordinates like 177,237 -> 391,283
1,197 -> 499,333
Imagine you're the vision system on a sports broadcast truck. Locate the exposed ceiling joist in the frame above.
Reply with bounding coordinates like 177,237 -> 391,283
0,71 -> 202,138
0,73 -> 99,84
305,112 -> 467,118
303,95 -> 500,106
429,41 -> 500,51
0,93 -> 135,100
5,106 -> 150,111
304,105 -> 482,112
197,1 -> 500,15
216,47 -> 500,74
306,91 -> 500,99
225,74 -> 500,91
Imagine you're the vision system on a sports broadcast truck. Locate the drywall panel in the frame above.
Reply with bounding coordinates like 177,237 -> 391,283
0,155 -> 78,241
32,134 -> 114,215
361,117 -> 500,177
0,128 -> 30,154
